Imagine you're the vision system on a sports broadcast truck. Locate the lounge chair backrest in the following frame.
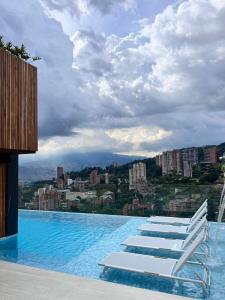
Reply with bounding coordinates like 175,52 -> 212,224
190,199 -> 207,223
188,205 -> 207,232
182,216 -> 207,248
172,229 -> 205,274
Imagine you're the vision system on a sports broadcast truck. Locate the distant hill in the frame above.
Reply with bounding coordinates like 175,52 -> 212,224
19,152 -> 146,181
111,156 -> 162,179
217,142 -> 225,159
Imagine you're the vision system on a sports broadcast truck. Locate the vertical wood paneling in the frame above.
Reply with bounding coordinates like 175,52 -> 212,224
0,48 -> 37,153
0,163 -> 6,238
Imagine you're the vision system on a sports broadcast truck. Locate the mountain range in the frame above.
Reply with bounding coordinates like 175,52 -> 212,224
19,142 -> 225,182
19,152 -> 146,181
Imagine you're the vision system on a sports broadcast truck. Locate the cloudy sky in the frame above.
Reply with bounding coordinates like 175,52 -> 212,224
1,0 -> 225,159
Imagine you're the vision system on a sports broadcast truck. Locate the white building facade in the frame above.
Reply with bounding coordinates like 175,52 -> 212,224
129,162 -> 147,190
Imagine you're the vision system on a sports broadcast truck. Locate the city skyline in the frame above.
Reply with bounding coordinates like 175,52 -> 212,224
1,0 -> 225,160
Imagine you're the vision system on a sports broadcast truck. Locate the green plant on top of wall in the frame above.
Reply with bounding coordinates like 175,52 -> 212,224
0,35 -> 41,62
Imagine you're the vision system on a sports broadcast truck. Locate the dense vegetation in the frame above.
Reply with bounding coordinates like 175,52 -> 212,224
0,35 -> 41,61
20,180 -> 222,221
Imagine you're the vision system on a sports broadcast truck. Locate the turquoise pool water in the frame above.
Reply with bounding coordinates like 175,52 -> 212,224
0,210 -> 224,299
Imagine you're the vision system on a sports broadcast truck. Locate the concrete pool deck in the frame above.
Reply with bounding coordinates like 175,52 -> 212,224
0,260 -> 192,300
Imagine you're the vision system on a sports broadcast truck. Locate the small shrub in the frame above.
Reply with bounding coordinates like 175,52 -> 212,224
0,35 -> 41,62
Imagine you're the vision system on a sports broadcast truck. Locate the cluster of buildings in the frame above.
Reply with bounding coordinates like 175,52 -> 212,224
129,162 -> 147,190
27,185 -> 115,212
88,170 -> 110,185
155,146 -> 217,177
55,167 -> 110,190
89,169 -> 109,186
29,185 -> 63,211
26,166 -> 114,212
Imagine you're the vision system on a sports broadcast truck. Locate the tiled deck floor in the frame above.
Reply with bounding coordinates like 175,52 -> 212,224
0,261 -> 192,300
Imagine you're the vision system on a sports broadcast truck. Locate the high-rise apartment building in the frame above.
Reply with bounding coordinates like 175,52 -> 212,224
129,162 -> 147,190
162,152 -> 168,175
133,162 -> 147,182
105,172 -> 109,185
202,146 -> 217,163
183,161 -> 193,177
161,150 -> 182,175
181,147 -> 198,177
155,154 -> 162,167
181,147 -> 199,165
167,151 -> 174,174
174,149 -> 183,175
90,170 -> 100,185
57,166 -> 64,179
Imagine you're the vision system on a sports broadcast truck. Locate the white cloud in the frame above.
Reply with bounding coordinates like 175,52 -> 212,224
38,126 -> 171,157
106,126 -> 172,147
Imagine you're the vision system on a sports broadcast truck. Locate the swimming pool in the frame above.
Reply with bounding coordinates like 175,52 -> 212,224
0,210 -> 224,299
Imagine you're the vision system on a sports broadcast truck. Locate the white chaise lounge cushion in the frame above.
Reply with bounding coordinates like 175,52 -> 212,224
147,199 -> 207,225
147,216 -> 191,225
139,223 -> 188,234
139,205 -> 207,235
122,235 -> 183,251
99,252 -> 176,276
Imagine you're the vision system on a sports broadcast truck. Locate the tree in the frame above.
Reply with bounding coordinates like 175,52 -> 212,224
199,165 -> 221,184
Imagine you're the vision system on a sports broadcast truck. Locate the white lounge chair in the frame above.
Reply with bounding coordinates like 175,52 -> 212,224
122,216 -> 208,255
147,199 -> 207,226
99,230 -> 210,293
139,204 -> 207,236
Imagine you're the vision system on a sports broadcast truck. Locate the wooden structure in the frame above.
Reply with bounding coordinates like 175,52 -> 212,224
0,48 -> 37,153
0,48 -> 38,238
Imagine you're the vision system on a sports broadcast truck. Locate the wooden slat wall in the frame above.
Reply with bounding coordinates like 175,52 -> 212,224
0,163 -> 6,238
0,48 -> 37,153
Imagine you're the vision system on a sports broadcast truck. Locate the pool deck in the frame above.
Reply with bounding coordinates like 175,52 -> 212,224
0,261 -> 192,300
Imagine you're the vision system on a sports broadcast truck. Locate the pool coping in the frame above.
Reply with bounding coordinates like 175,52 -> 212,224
0,233 -> 17,242
0,260 -> 193,300
18,208 -> 148,220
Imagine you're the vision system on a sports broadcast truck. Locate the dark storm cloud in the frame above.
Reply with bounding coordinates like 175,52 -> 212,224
38,108 -> 83,139
89,0 -> 135,14
41,0 -> 81,17
0,0 -> 90,139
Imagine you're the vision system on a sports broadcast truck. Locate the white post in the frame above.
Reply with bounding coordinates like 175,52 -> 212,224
216,154 -> 225,239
